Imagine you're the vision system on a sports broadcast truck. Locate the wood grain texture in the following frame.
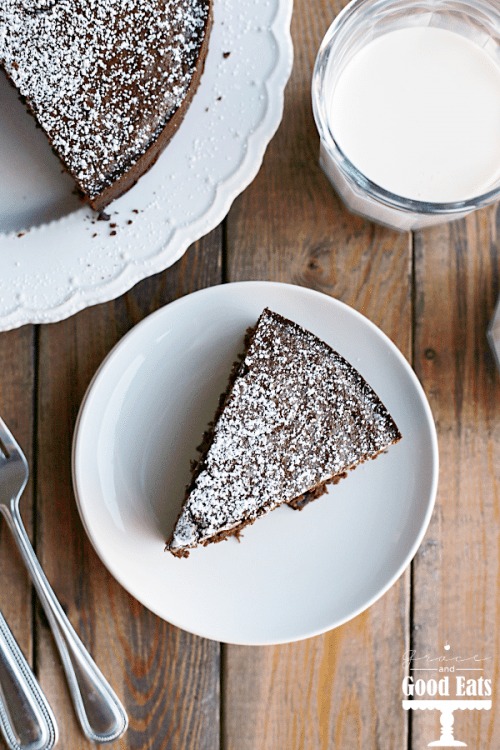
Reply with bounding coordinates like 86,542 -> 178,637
223,1 -> 412,748
0,327 -> 35,661
34,231 -> 222,749
411,205 -> 500,748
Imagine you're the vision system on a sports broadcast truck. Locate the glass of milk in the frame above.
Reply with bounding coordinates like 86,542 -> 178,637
312,0 -> 500,231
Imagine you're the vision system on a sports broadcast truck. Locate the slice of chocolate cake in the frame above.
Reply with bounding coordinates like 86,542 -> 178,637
0,0 -> 212,211
166,308 -> 402,558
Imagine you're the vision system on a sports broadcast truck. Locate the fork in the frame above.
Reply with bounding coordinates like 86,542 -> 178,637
0,608 -> 58,750
0,417 -> 128,744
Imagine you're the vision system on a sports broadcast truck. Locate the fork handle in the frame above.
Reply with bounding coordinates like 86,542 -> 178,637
0,610 -> 58,750
1,505 -> 128,744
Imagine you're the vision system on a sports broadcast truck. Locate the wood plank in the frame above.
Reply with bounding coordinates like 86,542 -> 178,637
411,205 -> 500,748
223,1 -> 412,748
35,232 -> 222,749
0,326 -> 35,662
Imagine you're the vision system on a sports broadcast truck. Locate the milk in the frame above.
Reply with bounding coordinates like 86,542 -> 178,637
329,26 -> 500,203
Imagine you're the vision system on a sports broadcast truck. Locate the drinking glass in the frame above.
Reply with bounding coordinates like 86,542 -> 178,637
312,0 -> 500,231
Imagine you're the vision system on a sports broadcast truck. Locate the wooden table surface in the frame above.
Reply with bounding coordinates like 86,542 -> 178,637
1,1 -> 499,748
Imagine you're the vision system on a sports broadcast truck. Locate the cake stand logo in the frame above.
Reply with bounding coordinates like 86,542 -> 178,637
401,643 -> 493,747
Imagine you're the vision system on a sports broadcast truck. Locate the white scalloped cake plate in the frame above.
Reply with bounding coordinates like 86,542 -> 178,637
72,282 -> 439,645
0,0 -> 293,330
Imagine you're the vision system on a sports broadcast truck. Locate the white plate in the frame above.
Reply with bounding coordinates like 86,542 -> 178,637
72,282 -> 438,645
0,0 -> 293,330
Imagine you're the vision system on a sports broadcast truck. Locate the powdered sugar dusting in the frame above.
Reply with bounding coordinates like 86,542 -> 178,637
0,0 -> 210,198
168,308 -> 401,553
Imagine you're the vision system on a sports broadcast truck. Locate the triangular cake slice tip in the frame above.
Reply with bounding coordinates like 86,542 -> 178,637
166,308 -> 401,557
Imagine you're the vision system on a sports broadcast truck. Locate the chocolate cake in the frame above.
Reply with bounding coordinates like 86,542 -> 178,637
0,0 -> 212,210
166,308 -> 402,558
